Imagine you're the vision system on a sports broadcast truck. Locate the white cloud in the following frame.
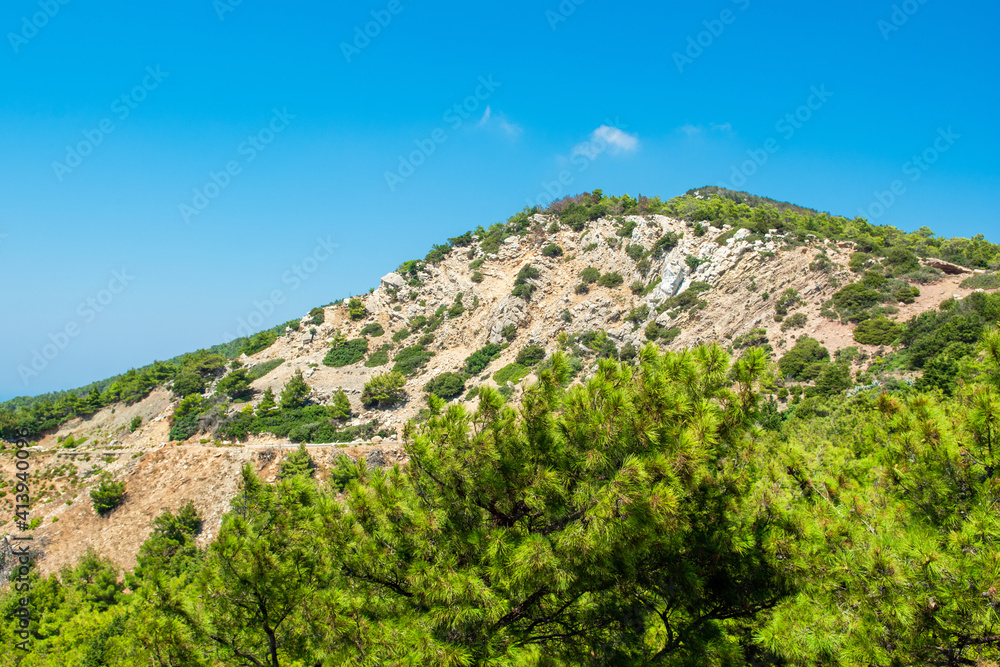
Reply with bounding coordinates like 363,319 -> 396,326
677,122 -> 734,137
498,116 -> 522,137
477,107 -> 522,137
591,125 -> 639,153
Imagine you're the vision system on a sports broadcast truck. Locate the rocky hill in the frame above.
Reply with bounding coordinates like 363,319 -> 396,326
2,188 -> 998,576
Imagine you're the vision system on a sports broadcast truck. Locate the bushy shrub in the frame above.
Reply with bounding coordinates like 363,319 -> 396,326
323,339 -> 368,368
392,328 -> 411,343
512,265 -> 541,301
280,370 -> 311,409
778,336 -> 830,380
626,244 -> 646,262
814,363 -> 852,396
684,256 -> 704,272
280,444 -> 315,479
129,415 -> 142,431
361,372 -> 407,408
393,345 -> 434,376
365,344 -> 391,368
626,305 -> 650,326
247,358 -> 284,381
780,312 -> 808,332
893,285 -> 920,304
849,252 -> 872,273
515,344 -> 546,366
657,281 -> 712,313
541,243 -> 563,258
853,316 -> 904,346
575,283 -> 590,295
242,330 -> 278,356
172,371 -> 205,398
361,322 -> 385,337
774,288 -> 802,320
309,307 -> 325,325
330,454 -> 361,492
425,243 -> 451,264
580,267 -> 600,284
471,271 -> 484,283
652,231 -> 682,256
90,476 -> 126,516
216,368 -> 252,399
597,272 -> 624,288
424,372 -> 466,399
883,247 -> 920,274
464,344 -> 503,375
502,324 -> 517,341
960,272 -> 1000,290
493,363 -> 530,386
902,267 -> 944,284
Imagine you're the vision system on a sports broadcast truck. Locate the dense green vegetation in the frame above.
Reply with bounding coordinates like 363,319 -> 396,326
9,333 -> 1000,665
463,343 -> 503,375
423,372 -> 466,400
89,476 -> 126,516
322,338 -> 368,368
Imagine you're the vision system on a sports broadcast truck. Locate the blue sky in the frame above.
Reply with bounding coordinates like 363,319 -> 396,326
1,0 -> 997,401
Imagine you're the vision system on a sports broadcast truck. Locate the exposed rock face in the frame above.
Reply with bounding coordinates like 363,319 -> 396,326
924,259 -> 969,275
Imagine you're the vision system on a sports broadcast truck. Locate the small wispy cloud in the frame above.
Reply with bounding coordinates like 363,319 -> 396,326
678,122 -> 734,137
477,107 -> 522,137
498,116 -> 522,137
478,105 -> 493,127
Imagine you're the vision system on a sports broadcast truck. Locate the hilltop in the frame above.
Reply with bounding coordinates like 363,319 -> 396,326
2,187 -> 999,575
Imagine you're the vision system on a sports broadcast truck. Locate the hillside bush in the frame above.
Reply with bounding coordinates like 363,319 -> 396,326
90,476 -> 126,516
597,272 -> 624,288
961,272 -> 1000,290
365,344 -> 391,368
853,316 -> 905,346
424,372 -> 466,400
515,344 -> 546,366
360,322 -> 385,337
464,344 -> 503,375
778,336 -> 830,380
393,345 -> 434,376
361,372 -> 406,408
493,362 -> 530,386
323,339 -> 368,368
280,444 -> 316,479
541,243 -> 563,257
579,267 -> 600,284
247,358 -> 284,381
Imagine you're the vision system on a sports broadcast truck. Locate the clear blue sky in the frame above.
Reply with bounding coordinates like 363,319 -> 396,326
1,0 -> 997,401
